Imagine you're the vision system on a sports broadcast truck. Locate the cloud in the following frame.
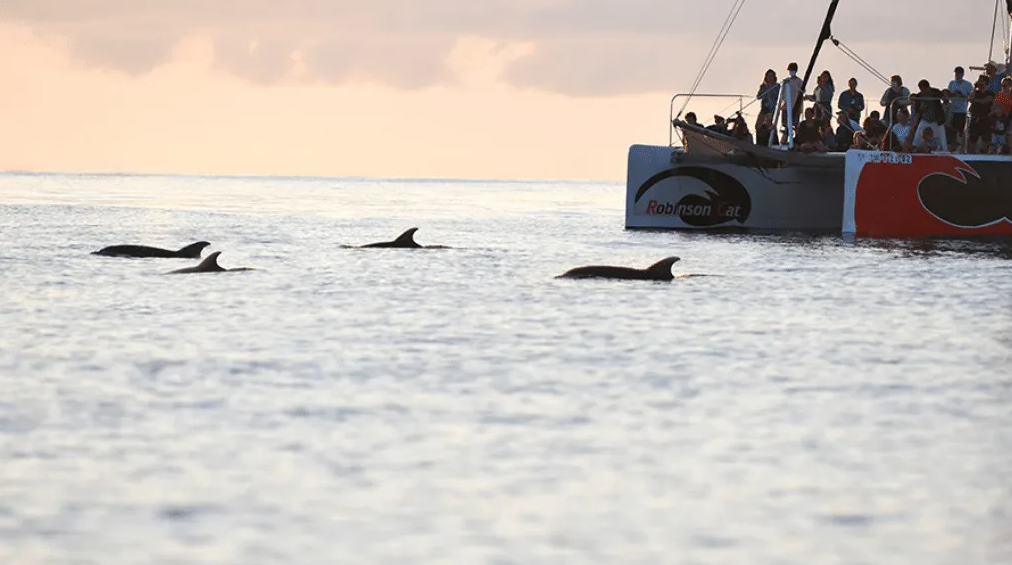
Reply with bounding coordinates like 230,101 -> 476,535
4,0 -> 1004,96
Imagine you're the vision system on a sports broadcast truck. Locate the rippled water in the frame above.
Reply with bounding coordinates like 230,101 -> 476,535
1,172 -> 1011,565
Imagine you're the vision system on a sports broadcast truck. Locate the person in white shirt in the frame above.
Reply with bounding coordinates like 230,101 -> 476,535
883,107 -> 914,152
947,66 -> 974,151
780,62 -> 805,143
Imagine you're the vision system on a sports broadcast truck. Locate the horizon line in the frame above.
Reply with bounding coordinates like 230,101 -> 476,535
0,168 -> 623,185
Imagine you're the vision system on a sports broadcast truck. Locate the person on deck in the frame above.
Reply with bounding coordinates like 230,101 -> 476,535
947,66 -> 974,151
838,78 -> 865,122
781,62 -> 805,142
912,127 -> 941,154
756,113 -> 777,146
706,115 -> 730,135
805,70 -> 835,126
861,111 -> 887,148
730,115 -> 754,144
996,77 -> 1012,115
967,75 -> 995,153
910,79 -> 948,151
990,102 -> 1009,155
832,110 -> 862,151
882,107 -> 913,152
880,75 -> 910,127
795,107 -> 827,153
756,69 -> 779,132
984,61 -> 1011,94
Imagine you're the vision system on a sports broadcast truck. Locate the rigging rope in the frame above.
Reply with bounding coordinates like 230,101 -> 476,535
676,0 -> 748,119
991,0 -> 1001,62
830,36 -> 891,86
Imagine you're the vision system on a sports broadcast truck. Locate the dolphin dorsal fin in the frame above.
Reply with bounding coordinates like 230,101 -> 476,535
393,228 -> 419,246
197,251 -> 222,271
177,241 -> 210,257
646,256 -> 680,279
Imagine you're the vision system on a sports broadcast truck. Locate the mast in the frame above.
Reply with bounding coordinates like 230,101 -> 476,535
1007,0 -> 1012,69
793,0 -> 842,117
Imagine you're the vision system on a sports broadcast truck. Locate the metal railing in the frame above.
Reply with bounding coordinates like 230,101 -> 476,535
881,94 -> 972,153
769,79 -> 800,149
669,94 -> 748,146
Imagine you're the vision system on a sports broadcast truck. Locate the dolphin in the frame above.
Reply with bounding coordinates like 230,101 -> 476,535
349,228 -> 450,249
556,256 -> 681,281
92,241 -> 210,259
165,251 -> 254,274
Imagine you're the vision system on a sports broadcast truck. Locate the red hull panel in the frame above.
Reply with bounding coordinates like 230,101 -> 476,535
844,151 -> 1012,238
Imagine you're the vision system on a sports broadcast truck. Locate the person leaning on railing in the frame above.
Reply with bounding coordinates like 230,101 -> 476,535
908,79 -> 948,151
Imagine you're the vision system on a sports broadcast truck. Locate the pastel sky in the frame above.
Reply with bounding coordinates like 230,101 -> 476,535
1,0 -> 1006,180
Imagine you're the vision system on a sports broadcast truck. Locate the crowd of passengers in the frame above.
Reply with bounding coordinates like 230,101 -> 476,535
683,60 -> 1012,155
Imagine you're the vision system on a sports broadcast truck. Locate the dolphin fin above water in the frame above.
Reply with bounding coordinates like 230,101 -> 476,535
92,241 -> 210,258
165,251 -> 254,274
348,228 -> 451,249
556,256 -> 681,281
358,228 -> 422,248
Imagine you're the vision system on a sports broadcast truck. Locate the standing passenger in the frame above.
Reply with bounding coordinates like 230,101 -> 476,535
756,69 -> 779,132
781,62 -> 805,142
880,75 -> 910,127
805,70 -> 835,126
838,78 -> 865,122
947,66 -> 974,151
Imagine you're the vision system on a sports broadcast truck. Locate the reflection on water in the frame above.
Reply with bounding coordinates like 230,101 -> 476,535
0,172 -> 1011,565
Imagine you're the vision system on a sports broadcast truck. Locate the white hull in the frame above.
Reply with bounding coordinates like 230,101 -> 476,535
625,144 -> 845,231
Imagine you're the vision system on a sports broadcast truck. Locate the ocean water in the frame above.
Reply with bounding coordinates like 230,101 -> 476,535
0,172 -> 1010,565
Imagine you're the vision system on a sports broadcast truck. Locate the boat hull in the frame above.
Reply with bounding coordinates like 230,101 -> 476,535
625,144 -> 844,231
842,150 -> 1012,238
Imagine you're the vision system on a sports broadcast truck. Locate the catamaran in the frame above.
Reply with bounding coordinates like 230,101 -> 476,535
625,0 -> 1012,238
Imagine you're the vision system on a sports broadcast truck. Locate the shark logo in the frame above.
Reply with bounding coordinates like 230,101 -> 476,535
917,157 -> 1012,228
634,166 -> 752,227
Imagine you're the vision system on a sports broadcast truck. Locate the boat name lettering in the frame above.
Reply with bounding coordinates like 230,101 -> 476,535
862,152 -> 913,165
646,200 -> 743,219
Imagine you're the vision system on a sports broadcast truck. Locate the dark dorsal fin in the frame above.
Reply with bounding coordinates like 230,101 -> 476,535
177,241 -> 211,258
195,251 -> 223,271
645,256 -> 680,280
392,228 -> 420,247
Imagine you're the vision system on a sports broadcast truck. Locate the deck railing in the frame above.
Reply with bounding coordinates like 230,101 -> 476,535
668,94 -> 748,146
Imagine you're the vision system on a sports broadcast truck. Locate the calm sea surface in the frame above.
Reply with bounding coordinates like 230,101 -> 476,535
0,172 -> 1010,565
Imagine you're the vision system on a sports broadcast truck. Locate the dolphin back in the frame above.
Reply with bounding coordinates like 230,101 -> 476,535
92,244 -> 178,258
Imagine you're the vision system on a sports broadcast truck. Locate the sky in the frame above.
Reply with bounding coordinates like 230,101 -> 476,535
1,0 -> 1008,181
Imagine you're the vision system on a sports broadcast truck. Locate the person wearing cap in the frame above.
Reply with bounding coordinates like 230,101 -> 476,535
947,66 -> 974,151
705,115 -> 729,135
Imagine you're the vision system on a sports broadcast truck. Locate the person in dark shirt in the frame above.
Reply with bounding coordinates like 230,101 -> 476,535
910,79 -> 947,150
755,112 -> 777,146
832,110 -> 859,151
705,115 -> 730,135
795,107 -> 827,152
862,111 -> 887,147
990,103 -> 1009,155
755,69 -> 779,131
838,78 -> 866,122
968,75 -> 996,153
